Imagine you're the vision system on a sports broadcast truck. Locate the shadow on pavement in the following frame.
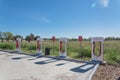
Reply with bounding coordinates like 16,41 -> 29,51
70,62 -> 96,73
118,77 -> 120,80
12,56 -> 32,60
27,56 -> 43,61
56,61 -> 70,66
35,58 -> 60,65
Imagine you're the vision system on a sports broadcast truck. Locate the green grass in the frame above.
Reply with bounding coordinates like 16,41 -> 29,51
104,41 -> 120,66
0,42 -> 15,50
0,40 -> 120,66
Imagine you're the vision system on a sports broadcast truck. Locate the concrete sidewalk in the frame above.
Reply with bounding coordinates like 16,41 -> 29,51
0,51 -> 99,80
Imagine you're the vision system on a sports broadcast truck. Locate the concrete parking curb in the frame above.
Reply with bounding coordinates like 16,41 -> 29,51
87,63 -> 99,80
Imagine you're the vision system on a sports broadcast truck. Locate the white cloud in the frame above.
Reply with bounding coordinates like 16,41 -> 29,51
100,0 -> 109,7
41,17 -> 50,23
28,15 -> 51,23
31,15 -> 51,23
16,12 -> 51,24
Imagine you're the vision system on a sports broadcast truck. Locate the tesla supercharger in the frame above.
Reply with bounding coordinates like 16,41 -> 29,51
91,37 -> 104,62
16,38 -> 21,53
36,38 -> 43,55
59,38 -> 67,58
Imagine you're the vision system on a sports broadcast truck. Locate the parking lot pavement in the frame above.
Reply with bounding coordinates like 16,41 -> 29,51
0,51 -> 99,80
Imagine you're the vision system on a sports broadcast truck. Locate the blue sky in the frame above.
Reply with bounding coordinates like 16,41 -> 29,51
0,0 -> 120,38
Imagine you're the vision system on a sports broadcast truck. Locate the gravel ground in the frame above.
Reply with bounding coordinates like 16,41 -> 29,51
92,64 -> 120,80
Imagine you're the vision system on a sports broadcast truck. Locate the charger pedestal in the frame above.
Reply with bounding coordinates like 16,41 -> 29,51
91,37 -> 104,62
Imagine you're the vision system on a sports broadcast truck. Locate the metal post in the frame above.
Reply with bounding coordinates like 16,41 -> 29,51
53,41 -> 54,54
52,36 -> 55,55
65,41 -> 67,56
44,41 -> 45,54
80,41 -> 82,57
30,41 -> 32,53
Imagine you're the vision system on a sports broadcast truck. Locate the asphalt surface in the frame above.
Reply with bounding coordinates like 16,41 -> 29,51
0,51 -> 99,80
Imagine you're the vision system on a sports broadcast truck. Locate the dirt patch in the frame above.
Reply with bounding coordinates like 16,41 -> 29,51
92,65 -> 120,80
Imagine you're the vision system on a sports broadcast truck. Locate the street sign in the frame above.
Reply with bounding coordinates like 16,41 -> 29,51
78,36 -> 83,41
52,36 -> 55,42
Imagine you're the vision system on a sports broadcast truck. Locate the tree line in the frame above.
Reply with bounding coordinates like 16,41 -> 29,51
0,32 -> 40,42
0,32 -> 120,42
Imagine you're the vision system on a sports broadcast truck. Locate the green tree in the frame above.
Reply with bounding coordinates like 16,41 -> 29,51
25,33 -> 35,42
6,32 -> 13,41
0,32 -> 3,42
1,32 -> 13,42
25,35 -> 30,42
0,32 -> 2,38
34,36 -> 40,40
15,35 -> 23,41
30,33 -> 35,41
105,37 -> 115,40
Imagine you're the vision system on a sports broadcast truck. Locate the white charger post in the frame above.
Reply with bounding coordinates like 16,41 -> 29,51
16,38 -> 21,53
59,37 -> 68,58
36,38 -> 43,55
91,37 -> 104,62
